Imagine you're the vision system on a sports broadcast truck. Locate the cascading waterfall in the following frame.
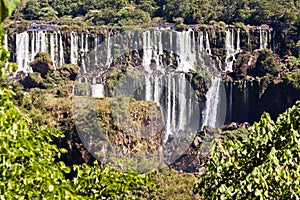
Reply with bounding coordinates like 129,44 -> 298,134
50,33 -> 55,67
199,31 -> 204,51
79,34 -> 88,73
10,26 -> 274,75
205,31 -> 211,55
71,31 -> 79,65
91,83 -> 104,98
141,29 -> 204,142
175,29 -> 196,72
201,77 -> 222,129
91,78 -> 104,98
142,31 -> 153,101
237,28 -> 241,51
166,73 -> 172,140
58,32 -> 64,66
4,32 -> 8,51
15,30 -> 65,71
106,33 -> 112,67
225,29 -> 241,72
259,28 -> 269,49
177,73 -> 187,131
31,31 -> 35,61
16,32 -> 30,72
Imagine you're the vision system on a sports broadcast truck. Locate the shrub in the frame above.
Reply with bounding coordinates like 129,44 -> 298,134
194,101 -> 300,199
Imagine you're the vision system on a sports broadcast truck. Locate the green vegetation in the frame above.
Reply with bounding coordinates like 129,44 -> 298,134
1,1 -> 158,199
2,0 -> 300,199
195,101 -> 300,199
251,49 -> 280,77
8,0 -> 300,27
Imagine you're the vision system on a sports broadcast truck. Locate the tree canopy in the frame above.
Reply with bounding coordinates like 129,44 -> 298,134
10,0 -> 300,26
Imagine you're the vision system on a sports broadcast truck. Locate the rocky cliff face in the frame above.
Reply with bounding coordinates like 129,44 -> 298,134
9,22 -> 299,172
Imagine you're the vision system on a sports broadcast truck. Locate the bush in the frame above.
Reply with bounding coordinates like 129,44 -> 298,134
194,101 -> 300,199
249,49 -> 280,77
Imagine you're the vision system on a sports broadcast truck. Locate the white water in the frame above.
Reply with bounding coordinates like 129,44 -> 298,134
80,34 -> 88,73
166,74 -> 172,141
177,73 -> 187,130
58,32 -> 64,66
237,28 -> 241,51
71,31 -> 79,65
142,31 -> 152,73
175,29 -> 196,72
16,32 -> 30,72
225,29 -> 241,72
259,28 -> 269,49
91,84 -> 104,98
106,33 -> 112,67
141,30 -> 200,142
50,33 -> 55,68
201,78 -> 222,129
199,31 -> 204,51
205,31 -> 211,55
4,33 -> 8,51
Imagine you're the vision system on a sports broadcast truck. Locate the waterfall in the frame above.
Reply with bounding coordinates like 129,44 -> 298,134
80,34 -> 87,73
35,31 -> 47,53
237,28 -> 241,51
140,29 -> 199,142
143,31 -> 153,101
259,28 -> 269,49
16,32 -> 30,72
177,73 -> 187,130
71,31 -> 79,65
165,74 -> 172,141
31,31 -> 36,61
225,29 -> 239,72
106,33 -> 112,67
199,31 -> 204,51
4,33 -> 8,51
58,32 -> 64,66
172,76 -> 176,131
50,33 -> 55,67
205,31 -> 211,55
201,77 -> 222,129
154,76 -> 161,104
91,84 -> 104,98
143,31 -> 152,73
174,29 -> 196,72
145,75 -> 152,101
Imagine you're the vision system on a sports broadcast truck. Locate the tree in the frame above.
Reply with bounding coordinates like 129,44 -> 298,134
194,101 -> 300,199
1,1 -> 157,199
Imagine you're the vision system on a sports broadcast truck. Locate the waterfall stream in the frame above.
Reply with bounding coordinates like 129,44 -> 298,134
9,26 -> 275,142
201,77 -> 222,129
16,32 -> 30,72
4,32 -> 8,51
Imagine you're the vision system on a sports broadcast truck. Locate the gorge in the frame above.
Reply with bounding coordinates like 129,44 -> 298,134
5,23 -> 297,129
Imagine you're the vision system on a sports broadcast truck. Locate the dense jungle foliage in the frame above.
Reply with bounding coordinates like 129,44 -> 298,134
1,0 -> 300,199
194,102 -> 300,199
9,0 -> 300,26
1,1 -> 158,199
